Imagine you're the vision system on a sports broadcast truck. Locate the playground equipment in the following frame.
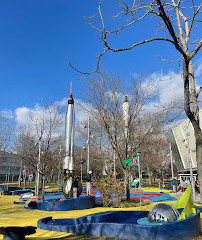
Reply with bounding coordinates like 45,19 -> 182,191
131,178 -> 144,188
25,196 -> 43,209
37,186 -> 200,240
131,178 -> 139,187
38,195 -> 95,211
147,203 -> 180,224
19,192 -> 34,201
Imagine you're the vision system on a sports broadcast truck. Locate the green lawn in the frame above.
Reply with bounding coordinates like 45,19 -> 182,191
61,234 -> 202,240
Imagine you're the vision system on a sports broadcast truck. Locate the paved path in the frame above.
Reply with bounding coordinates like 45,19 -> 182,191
169,191 -> 201,204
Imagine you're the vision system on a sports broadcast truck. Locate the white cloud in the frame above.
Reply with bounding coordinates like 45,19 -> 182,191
53,98 -> 68,108
15,105 -> 45,128
158,72 -> 184,104
195,59 -> 202,78
12,62 -> 202,140
140,71 -> 184,113
150,71 -> 183,104
14,98 -> 93,143
0,110 -> 14,119
139,61 -> 202,113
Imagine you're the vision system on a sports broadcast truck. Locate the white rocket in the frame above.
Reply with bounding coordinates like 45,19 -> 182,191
123,96 -> 130,140
64,82 -> 75,173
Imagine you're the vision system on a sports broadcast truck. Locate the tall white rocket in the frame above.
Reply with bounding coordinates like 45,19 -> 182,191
64,82 -> 75,173
123,96 -> 130,140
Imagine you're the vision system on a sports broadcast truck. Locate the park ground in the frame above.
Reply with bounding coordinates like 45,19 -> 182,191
0,186 -> 201,240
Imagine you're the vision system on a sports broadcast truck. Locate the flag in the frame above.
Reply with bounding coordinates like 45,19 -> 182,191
121,157 -> 139,166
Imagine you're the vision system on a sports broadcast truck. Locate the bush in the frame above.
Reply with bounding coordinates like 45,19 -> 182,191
96,174 -> 125,207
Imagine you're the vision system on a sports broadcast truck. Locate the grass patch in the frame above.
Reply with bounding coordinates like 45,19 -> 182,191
61,233 -> 202,240
117,198 -> 150,208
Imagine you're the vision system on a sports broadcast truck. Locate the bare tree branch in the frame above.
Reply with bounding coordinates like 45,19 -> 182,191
196,85 -> 202,99
189,39 -> 202,60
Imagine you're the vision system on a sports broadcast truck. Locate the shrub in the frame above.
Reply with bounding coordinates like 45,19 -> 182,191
96,173 -> 125,207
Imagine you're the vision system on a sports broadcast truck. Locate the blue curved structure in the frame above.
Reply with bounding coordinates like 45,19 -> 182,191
37,210 -> 201,240
0,186 -> 20,192
12,189 -> 32,196
38,196 -> 95,211
13,201 -> 25,205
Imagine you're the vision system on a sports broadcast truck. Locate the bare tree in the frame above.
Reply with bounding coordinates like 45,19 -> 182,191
30,103 -> 63,198
0,117 -> 13,152
140,133 -> 169,185
76,117 -> 110,177
83,73 -> 179,199
71,0 -> 202,201
14,130 -> 38,187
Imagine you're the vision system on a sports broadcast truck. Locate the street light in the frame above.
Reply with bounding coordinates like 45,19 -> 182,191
57,144 -> 62,191
36,127 -> 42,197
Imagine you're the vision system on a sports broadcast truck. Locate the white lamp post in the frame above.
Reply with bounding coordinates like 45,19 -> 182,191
36,135 -> 41,196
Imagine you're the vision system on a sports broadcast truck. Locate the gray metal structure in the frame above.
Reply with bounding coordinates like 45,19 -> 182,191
166,109 -> 202,172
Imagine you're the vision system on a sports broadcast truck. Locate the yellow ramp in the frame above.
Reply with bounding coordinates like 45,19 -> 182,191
174,185 -> 196,220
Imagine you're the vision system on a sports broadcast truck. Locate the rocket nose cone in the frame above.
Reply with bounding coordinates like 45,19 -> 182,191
124,96 -> 128,102
68,94 -> 74,104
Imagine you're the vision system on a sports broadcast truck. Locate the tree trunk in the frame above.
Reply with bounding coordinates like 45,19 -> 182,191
124,169 -> 130,200
129,174 -> 131,189
182,59 -> 202,202
42,176 -> 45,200
18,167 -> 22,188
147,166 -> 153,185
195,133 -> 202,203
148,171 -> 153,185
23,170 -> 26,188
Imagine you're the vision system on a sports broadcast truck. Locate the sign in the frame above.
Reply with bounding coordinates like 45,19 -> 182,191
81,159 -> 85,164
121,157 -> 139,166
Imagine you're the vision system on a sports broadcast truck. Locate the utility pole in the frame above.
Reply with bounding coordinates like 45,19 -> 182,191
81,153 -> 83,184
36,128 -> 42,196
137,153 -> 142,211
58,144 -> 62,191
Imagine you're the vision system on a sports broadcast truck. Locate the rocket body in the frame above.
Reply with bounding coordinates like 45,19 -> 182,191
64,94 -> 75,172
123,96 -> 130,139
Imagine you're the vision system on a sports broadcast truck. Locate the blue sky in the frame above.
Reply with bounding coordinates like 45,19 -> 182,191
0,0 -> 201,126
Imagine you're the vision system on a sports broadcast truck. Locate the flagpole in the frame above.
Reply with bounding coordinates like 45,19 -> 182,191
137,153 -> 142,210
